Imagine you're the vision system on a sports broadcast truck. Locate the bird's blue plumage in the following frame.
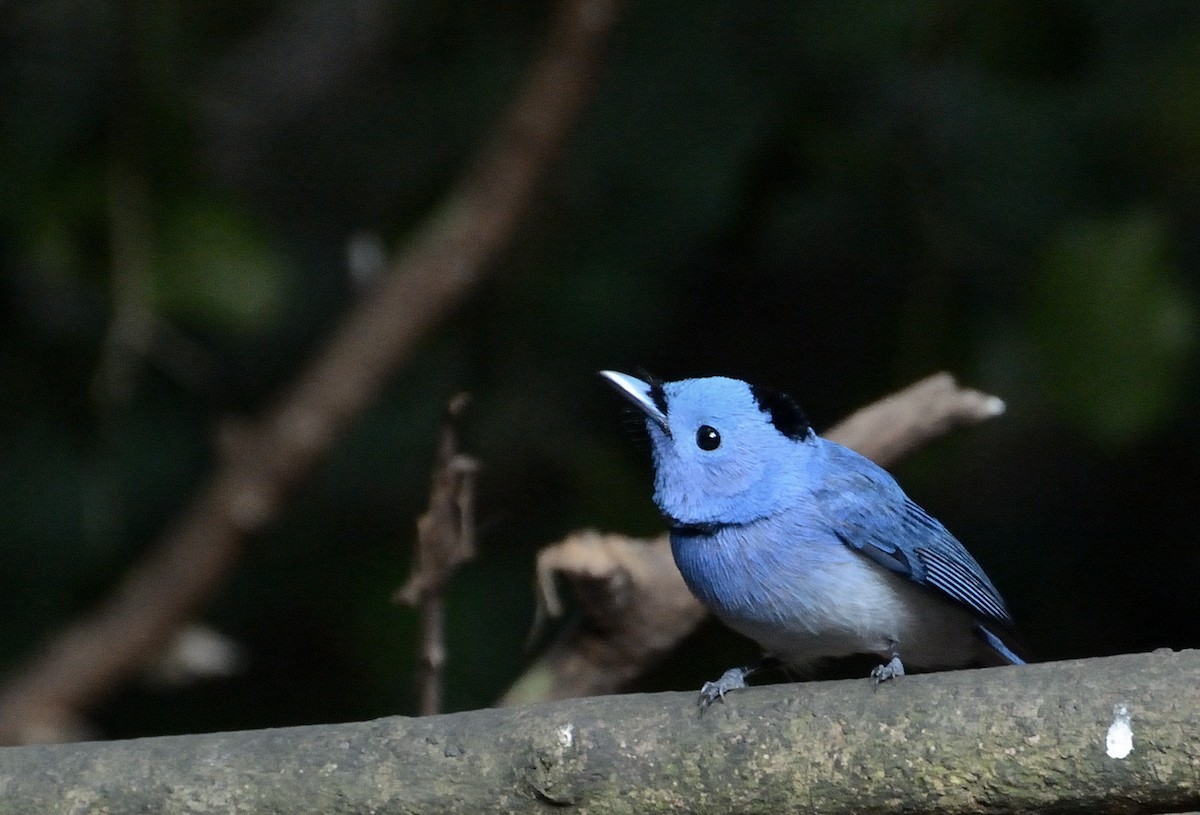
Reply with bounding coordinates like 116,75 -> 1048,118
813,450 -> 1014,628
600,371 -> 1024,703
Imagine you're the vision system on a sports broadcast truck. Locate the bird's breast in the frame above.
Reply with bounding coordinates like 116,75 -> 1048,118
669,518 -> 959,667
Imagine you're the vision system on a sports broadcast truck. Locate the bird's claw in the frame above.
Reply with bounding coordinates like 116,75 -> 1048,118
697,667 -> 748,708
870,655 -> 905,683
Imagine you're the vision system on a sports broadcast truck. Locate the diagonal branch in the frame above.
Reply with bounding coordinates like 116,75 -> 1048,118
0,0 -> 626,745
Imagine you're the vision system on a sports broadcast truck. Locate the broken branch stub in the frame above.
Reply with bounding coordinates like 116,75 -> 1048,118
397,393 -> 480,606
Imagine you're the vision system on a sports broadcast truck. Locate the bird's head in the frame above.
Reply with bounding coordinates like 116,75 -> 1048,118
600,371 -> 815,527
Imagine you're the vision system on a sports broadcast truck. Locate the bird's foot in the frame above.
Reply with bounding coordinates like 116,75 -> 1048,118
870,655 -> 905,683
698,667 -> 749,708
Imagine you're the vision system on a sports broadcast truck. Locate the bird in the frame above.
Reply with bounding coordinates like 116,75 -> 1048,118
600,370 -> 1024,707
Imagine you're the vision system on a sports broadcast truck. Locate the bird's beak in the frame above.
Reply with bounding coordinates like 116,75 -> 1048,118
599,370 -> 670,435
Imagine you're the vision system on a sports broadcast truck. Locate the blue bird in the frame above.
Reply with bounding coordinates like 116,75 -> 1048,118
600,371 -> 1024,706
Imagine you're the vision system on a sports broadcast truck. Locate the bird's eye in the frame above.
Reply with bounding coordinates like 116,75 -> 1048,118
695,425 -> 721,451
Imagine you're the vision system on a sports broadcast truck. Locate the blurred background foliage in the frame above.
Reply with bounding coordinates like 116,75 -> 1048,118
3,0 -> 1200,738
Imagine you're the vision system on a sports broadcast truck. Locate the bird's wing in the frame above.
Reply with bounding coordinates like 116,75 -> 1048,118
817,464 -> 1015,629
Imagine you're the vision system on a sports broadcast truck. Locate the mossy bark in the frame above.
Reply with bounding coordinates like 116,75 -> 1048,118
0,651 -> 1197,814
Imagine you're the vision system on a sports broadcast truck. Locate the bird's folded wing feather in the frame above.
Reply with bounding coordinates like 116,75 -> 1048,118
817,468 -> 1014,629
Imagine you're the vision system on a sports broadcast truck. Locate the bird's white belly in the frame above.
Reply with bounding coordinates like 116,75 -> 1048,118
689,541 -> 979,671
720,556 -> 904,663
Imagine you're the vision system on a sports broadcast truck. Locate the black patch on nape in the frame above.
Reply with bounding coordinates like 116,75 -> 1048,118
750,384 -> 812,441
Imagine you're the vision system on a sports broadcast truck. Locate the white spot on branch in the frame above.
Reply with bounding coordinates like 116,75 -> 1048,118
1106,703 -> 1133,759
557,722 -> 574,748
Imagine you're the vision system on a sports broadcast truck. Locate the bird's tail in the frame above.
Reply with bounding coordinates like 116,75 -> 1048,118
976,624 -> 1027,666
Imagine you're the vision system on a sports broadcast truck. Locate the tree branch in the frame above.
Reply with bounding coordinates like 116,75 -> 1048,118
396,393 -> 479,716
824,371 -> 1005,464
0,0 -> 625,745
1,651 -> 1196,814
502,373 -> 1008,705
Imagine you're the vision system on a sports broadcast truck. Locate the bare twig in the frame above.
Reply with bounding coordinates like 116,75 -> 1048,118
501,372 -> 1007,704
395,394 -> 479,716
0,0 -> 626,745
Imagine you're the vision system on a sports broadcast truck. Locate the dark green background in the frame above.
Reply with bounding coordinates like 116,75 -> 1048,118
3,1 -> 1199,738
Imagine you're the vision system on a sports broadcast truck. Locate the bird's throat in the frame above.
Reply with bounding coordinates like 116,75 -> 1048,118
670,520 -> 726,537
